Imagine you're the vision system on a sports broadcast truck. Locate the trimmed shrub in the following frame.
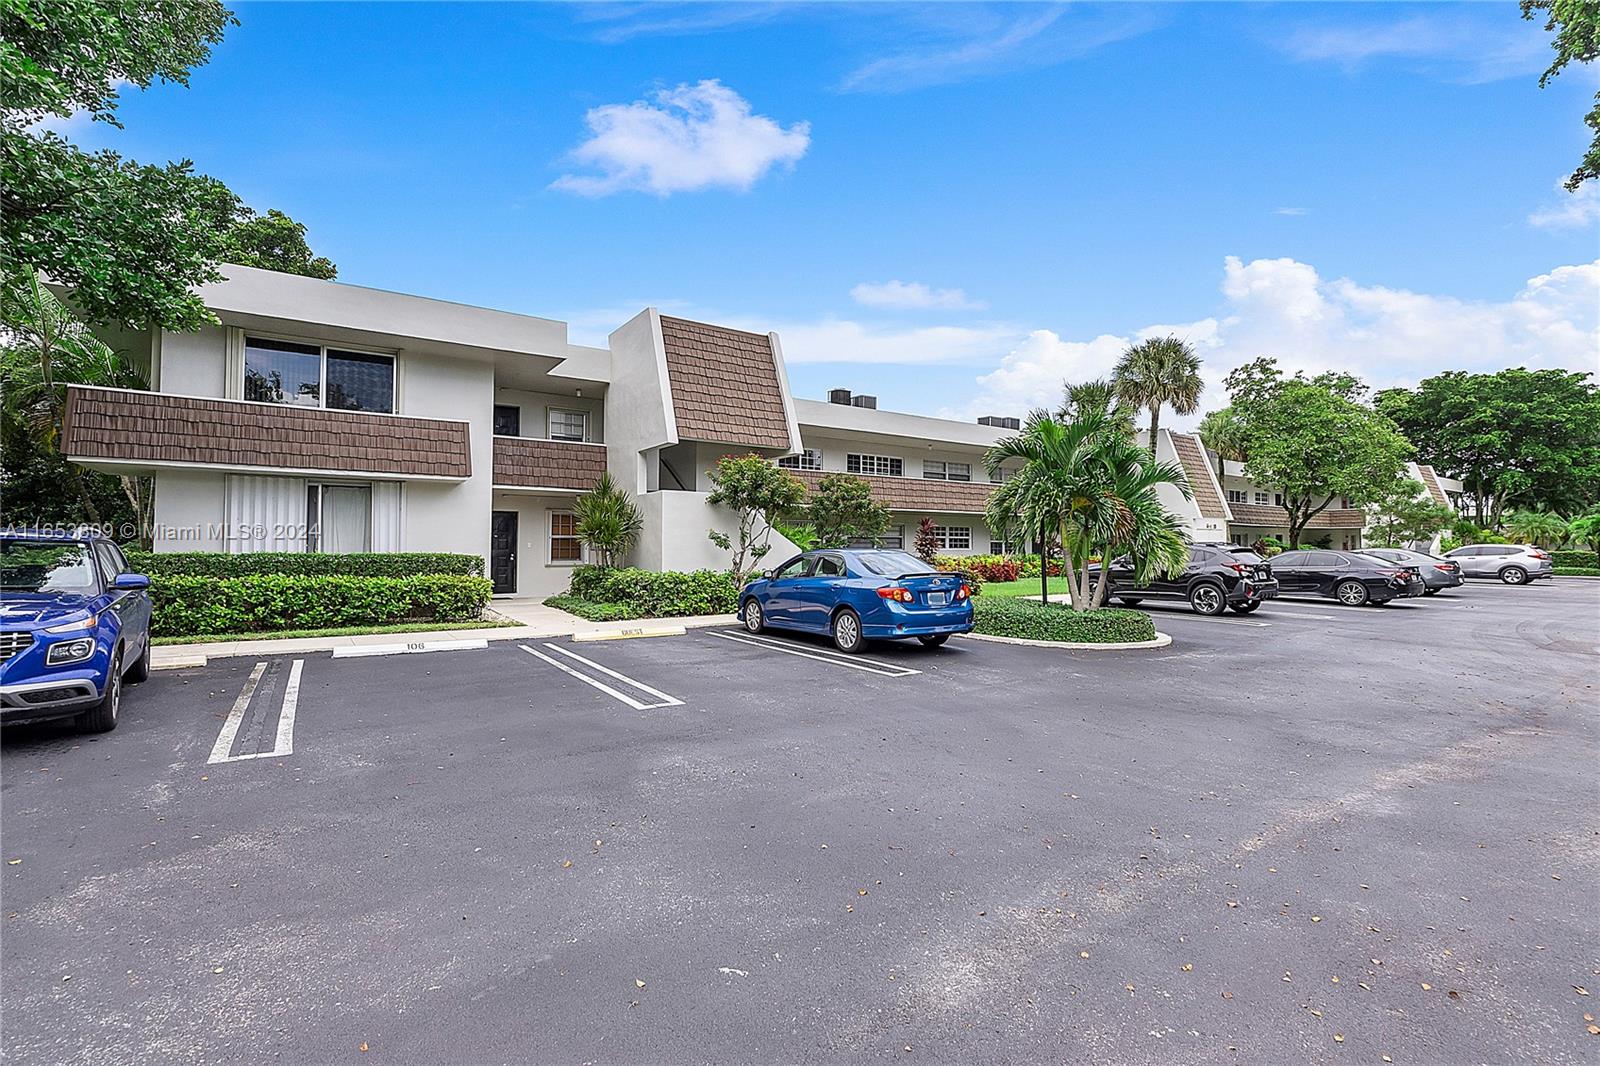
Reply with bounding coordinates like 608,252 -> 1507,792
929,555 -> 983,595
128,551 -> 483,578
544,595 -> 641,621
971,597 -> 1155,644
1551,548 -> 1599,568
933,553 -> 1021,583
1554,566 -> 1600,577
1017,556 -> 1065,579
564,566 -> 739,617
149,573 -> 492,637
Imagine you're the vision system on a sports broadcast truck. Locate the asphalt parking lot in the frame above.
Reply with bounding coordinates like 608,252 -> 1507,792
3,580 -> 1597,1065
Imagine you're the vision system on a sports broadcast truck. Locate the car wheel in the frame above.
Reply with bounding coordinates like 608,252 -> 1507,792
1117,597 -> 1143,606
124,640 -> 150,684
77,648 -> 121,734
1188,583 -> 1226,616
742,598 -> 766,634
1499,566 -> 1528,585
1335,580 -> 1370,607
831,609 -> 865,654
917,633 -> 949,648
1229,601 -> 1261,614
1421,587 -> 1439,596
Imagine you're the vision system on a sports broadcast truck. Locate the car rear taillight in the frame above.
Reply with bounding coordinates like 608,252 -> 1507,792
877,587 -> 914,603
1226,562 -> 1248,574
956,584 -> 971,600
1434,564 -> 1454,572
1531,550 -> 1550,560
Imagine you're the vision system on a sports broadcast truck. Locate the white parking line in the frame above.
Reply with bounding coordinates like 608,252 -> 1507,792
208,659 -> 304,764
519,643 -> 684,710
709,631 -> 923,676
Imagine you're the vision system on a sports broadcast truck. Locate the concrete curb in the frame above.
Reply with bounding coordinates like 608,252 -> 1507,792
957,630 -> 1173,651
151,613 -> 738,668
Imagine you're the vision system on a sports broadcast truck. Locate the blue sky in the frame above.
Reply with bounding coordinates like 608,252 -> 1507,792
67,2 -> 1600,422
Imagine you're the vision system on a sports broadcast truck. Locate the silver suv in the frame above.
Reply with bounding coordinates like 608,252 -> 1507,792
1442,544 -> 1554,585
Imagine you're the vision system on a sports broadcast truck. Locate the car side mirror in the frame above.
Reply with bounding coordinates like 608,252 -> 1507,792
760,570 -> 774,580
113,573 -> 150,590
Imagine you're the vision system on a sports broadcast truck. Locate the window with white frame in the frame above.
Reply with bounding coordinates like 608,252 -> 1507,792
848,524 -> 904,549
549,511 -> 583,563
933,525 -> 971,551
547,408 -> 589,443
1227,489 -> 1248,504
778,449 -> 823,471
306,484 -> 372,552
990,538 -> 1027,555
847,453 -> 903,477
1254,491 -> 1271,505
923,460 -> 971,482
244,336 -> 395,413
989,467 -> 1017,484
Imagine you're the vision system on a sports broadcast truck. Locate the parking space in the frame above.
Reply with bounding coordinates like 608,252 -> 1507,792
2,580 -> 1596,1064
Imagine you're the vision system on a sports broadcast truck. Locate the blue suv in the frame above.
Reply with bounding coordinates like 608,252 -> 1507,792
1,530 -> 152,733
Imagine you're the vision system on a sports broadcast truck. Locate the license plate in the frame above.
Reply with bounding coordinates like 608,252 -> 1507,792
927,592 -> 948,606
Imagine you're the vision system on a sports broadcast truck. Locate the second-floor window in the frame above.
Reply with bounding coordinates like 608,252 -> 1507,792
847,453 -> 903,477
924,460 -> 971,482
548,408 -> 589,442
493,405 -> 521,436
1227,489 -> 1248,504
244,336 -> 394,413
1254,491 -> 1270,505
778,449 -> 823,471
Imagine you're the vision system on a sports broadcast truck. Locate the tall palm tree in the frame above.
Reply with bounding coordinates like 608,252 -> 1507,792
1112,336 -> 1204,450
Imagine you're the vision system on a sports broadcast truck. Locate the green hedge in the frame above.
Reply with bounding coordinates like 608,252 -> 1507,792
1551,549 -> 1599,568
1554,566 -> 1600,577
971,597 -> 1155,644
149,574 -> 492,637
126,551 -> 483,578
562,566 -> 739,618
544,595 -> 643,621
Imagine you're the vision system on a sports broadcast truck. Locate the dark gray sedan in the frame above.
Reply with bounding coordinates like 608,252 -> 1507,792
1362,547 -> 1464,596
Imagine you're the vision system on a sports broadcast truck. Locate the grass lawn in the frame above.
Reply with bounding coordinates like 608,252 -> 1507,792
153,619 -> 518,646
976,576 -> 1072,599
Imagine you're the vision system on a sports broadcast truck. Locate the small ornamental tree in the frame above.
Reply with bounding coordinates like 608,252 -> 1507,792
808,473 -> 891,548
705,455 -> 807,582
1365,478 -> 1455,548
573,472 -> 643,567
914,517 -> 940,562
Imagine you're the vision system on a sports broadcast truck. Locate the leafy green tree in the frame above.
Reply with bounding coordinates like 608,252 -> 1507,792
1502,509 -> 1569,547
1566,506 -> 1600,554
1364,478 -> 1455,548
1376,369 -> 1600,523
1111,335 -> 1204,447
1225,358 -> 1412,548
705,455 -> 806,582
573,472 -> 643,567
219,208 -> 338,280
986,385 -> 1190,609
2,0 -> 334,330
1522,0 -> 1600,190
807,473 -> 890,548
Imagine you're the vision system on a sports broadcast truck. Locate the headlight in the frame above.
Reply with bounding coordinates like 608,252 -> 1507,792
43,614 -> 97,634
45,638 -> 97,666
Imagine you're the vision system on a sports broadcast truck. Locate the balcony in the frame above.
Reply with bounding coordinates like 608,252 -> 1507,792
62,386 -> 471,479
789,469 -> 995,515
492,435 -> 607,492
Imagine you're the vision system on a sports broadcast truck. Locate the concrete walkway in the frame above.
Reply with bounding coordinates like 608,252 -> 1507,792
151,598 -> 739,668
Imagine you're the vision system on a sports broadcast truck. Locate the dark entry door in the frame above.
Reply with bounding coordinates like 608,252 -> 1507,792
491,511 -> 518,594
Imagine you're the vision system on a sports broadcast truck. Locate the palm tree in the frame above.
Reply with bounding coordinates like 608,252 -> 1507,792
573,472 -> 643,567
1501,509 -> 1568,548
1112,336 -> 1204,449
985,384 -> 1192,609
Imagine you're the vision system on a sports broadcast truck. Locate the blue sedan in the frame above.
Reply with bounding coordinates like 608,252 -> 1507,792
1,530 -> 152,733
738,548 -> 973,653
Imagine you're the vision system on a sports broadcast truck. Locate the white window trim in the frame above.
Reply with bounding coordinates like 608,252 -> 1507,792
239,330 -> 400,414
306,481 -> 374,553
933,525 -> 972,551
847,453 -> 904,478
547,406 -> 590,443
778,448 -> 824,471
547,508 -> 585,566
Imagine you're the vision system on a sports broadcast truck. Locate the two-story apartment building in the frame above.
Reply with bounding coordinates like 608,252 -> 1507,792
60,267 -> 1023,597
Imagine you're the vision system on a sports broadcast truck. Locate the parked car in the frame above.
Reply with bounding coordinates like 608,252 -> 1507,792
739,548 -> 973,653
0,530 -> 152,732
1442,543 -> 1554,585
1268,549 -> 1425,606
1362,547 -> 1464,595
1101,543 -> 1279,616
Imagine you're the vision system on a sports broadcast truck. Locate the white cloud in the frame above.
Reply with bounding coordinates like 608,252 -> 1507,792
1279,13 -> 1550,84
1528,179 -> 1600,231
955,255 -> 1600,423
1273,206 -> 1310,217
850,280 -> 985,311
767,318 -> 1020,366
551,80 -> 809,197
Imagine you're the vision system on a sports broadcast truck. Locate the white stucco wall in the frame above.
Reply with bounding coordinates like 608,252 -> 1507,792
155,325 -> 228,397
152,469 -> 227,552
634,490 -> 800,574
489,491 -> 585,597
399,348 -> 491,564
492,387 -> 605,442
605,310 -> 676,496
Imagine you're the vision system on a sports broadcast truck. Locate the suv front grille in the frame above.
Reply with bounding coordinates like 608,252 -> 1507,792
0,631 -> 35,664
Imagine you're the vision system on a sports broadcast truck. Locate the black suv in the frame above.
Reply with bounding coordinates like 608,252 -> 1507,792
1102,543 -> 1279,616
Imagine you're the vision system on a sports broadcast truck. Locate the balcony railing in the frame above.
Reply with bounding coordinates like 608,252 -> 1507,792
62,386 -> 471,479
492,434 -> 607,491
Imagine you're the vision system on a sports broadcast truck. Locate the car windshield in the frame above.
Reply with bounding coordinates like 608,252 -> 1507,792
854,550 -> 938,577
0,539 -> 100,594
